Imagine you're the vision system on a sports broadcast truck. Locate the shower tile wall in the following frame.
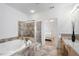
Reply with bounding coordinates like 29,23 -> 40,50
36,21 -> 41,43
18,21 -> 42,44
18,21 -> 34,38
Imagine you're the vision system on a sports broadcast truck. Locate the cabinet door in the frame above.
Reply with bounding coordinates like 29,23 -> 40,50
61,39 -> 66,55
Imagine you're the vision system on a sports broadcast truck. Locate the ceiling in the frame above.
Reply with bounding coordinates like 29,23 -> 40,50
6,3 -> 77,15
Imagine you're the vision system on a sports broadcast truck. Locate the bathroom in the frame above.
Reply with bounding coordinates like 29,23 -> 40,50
0,3 -> 79,56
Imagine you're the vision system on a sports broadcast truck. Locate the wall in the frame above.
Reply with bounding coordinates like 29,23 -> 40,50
32,4 -> 74,34
0,4 -> 31,39
71,10 -> 79,34
32,3 -> 79,47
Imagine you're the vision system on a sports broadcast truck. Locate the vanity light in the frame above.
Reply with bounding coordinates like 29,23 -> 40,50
30,10 -> 35,13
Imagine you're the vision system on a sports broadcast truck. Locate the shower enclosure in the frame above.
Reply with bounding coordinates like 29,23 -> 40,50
18,20 -> 42,45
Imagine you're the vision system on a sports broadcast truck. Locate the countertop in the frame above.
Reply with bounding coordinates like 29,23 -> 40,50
63,39 -> 79,55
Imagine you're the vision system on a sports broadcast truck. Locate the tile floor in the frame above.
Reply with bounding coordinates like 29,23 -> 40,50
25,40 -> 62,56
34,41 -> 61,56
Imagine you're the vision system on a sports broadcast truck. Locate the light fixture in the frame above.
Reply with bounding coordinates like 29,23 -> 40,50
49,6 -> 54,10
30,10 -> 35,13
50,20 -> 54,22
71,4 -> 79,14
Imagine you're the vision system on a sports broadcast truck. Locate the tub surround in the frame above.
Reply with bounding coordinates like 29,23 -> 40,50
0,39 -> 31,56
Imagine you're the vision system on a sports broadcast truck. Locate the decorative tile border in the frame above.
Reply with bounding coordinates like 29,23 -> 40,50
0,36 -> 18,43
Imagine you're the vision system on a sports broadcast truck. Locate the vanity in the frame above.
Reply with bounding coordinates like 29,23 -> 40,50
61,38 -> 79,56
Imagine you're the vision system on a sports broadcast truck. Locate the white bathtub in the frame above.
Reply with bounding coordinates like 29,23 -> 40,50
0,39 -> 28,56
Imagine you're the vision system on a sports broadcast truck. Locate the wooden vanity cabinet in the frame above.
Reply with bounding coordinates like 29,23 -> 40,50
61,39 -> 68,56
61,38 -> 65,55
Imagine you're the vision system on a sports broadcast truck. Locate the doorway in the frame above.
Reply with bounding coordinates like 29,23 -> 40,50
41,18 -> 58,47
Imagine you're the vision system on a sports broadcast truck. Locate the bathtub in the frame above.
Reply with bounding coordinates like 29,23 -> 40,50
0,39 -> 29,56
